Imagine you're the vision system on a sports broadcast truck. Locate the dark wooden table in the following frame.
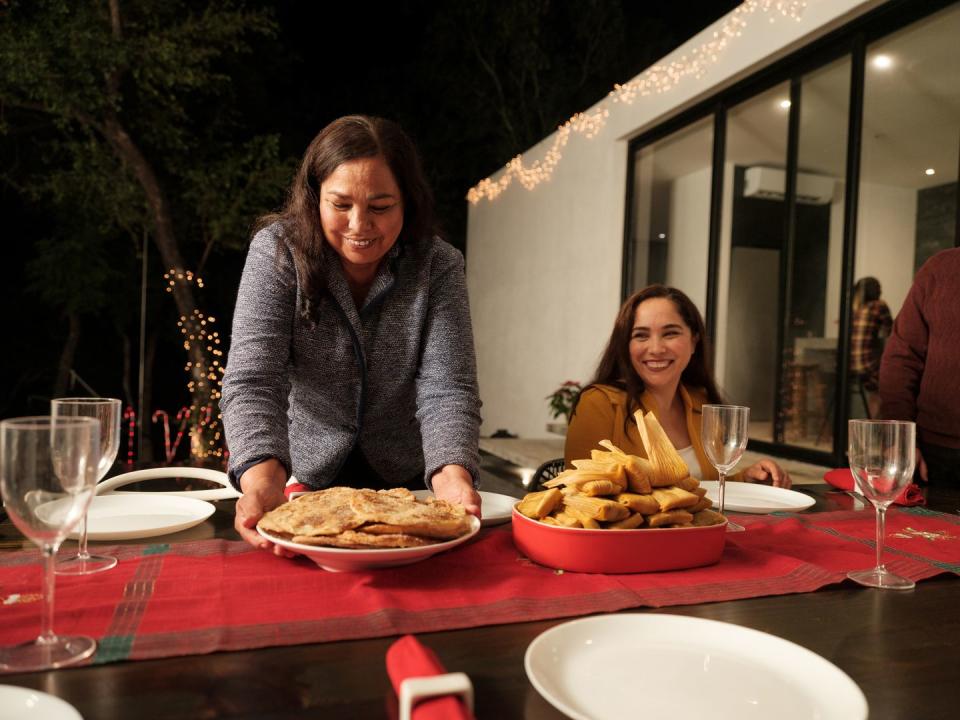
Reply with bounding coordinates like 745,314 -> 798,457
2,482 -> 959,720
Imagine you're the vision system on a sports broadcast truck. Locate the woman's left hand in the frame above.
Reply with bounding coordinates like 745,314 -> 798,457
431,464 -> 482,519
743,459 -> 792,488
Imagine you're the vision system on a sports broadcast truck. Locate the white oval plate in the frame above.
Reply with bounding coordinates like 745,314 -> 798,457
525,614 -> 867,720
39,494 -> 215,541
96,467 -> 240,501
412,490 -> 515,527
257,516 -> 480,572
0,685 -> 83,720
700,480 -> 815,513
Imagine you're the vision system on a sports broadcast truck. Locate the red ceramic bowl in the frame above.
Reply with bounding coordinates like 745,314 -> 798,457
511,506 -> 727,574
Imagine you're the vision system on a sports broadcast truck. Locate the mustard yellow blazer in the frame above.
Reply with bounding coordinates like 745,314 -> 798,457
565,383 -> 735,482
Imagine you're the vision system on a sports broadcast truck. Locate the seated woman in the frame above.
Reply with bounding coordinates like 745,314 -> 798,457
565,285 -> 791,488
221,115 -> 482,553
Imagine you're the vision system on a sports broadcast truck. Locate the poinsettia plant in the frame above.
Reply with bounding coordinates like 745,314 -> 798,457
546,380 -> 583,423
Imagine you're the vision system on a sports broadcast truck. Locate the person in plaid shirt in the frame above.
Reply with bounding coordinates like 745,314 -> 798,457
850,277 -> 892,417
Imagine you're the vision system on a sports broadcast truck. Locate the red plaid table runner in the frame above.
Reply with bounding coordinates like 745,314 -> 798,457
2,507 -> 958,665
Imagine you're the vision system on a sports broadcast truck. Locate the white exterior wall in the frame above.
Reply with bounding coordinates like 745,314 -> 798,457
855,182 -> 918,314
667,167 -> 713,312
466,0 -> 886,438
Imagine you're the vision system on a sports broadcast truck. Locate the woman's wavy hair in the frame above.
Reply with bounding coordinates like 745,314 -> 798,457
256,115 -> 437,320
581,285 -> 723,420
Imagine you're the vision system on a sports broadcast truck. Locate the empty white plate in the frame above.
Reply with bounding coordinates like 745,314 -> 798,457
700,481 -> 815,514
412,490 -> 515,527
0,685 -> 82,719
525,614 -> 867,720
39,494 -> 215,541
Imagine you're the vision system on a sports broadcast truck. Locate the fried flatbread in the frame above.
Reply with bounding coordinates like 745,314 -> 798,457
291,529 -> 437,548
349,488 -> 471,539
257,486 -> 364,537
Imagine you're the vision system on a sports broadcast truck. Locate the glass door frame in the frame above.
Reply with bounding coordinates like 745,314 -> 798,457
622,0 -> 959,467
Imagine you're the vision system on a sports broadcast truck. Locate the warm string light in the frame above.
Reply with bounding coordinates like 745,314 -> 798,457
164,268 -> 225,460
467,0 -> 807,204
123,406 -> 137,466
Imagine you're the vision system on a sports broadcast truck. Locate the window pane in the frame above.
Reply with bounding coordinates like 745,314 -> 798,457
852,4 -> 960,421
627,117 -> 714,310
784,57 -> 850,451
716,83 -> 790,444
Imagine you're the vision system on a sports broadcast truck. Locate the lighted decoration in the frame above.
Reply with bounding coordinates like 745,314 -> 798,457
123,405 -> 137,467
467,0 -> 807,204
163,268 -> 225,461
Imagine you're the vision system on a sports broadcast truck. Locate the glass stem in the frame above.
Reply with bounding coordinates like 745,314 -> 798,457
718,471 -> 726,515
77,514 -> 90,560
875,505 -> 887,573
39,543 -> 58,645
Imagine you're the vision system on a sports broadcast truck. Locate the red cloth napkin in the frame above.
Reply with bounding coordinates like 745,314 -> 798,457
823,469 -> 925,506
283,481 -> 308,499
386,635 -> 473,720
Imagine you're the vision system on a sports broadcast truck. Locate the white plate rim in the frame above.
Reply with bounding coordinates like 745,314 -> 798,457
53,494 -> 215,541
257,515 -> 481,571
524,614 -> 867,720
0,684 -> 83,719
700,480 -> 815,513
412,489 -> 516,527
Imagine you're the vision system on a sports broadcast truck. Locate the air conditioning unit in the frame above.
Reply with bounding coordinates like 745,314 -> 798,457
743,166 -> 836,205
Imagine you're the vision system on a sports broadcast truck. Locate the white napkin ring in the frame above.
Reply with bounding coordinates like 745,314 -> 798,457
399,672 -> 474,720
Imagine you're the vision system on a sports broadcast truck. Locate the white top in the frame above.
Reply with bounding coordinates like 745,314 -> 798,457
676,445 -> 703,480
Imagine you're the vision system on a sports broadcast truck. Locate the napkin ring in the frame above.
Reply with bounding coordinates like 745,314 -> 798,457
399,672 -> 474,720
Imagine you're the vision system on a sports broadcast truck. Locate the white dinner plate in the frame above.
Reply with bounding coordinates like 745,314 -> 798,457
96,467 -> 240,501
412,489 -> 516,527
0,685 -> 83,720
257,515 -> 480,572
525,614 -> 867,720
38,495 -> 215,541
700,480 -> 815,514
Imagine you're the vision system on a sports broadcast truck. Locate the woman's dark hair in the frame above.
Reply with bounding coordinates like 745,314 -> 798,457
581,285 -> 723,420
852,276 -> 881,311
256,115 -> 437,319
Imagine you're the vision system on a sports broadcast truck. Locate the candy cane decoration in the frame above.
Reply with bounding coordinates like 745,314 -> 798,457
123,406 -> 137,466
152,410 -> 171,462
170,406 -> 191,461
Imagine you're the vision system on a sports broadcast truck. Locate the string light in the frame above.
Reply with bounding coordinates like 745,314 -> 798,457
163,268 -> 225,461
467,0 -> 807,204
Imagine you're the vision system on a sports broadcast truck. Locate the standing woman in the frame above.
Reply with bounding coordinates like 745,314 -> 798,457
565,285 -> 790,487
222,115 -> 482,552
849,276 -> 892,418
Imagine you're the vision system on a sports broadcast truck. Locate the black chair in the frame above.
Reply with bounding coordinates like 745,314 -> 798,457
529,457 -> 565,489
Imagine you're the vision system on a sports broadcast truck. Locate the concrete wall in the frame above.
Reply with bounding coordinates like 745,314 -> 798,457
466,0 -> 885,438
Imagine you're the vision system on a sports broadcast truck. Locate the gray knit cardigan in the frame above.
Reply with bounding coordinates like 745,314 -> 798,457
221,223 -> 482,490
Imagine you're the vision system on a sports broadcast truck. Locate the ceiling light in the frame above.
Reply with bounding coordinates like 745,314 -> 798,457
779,99 -> 791,109
925,168 -> 936,176
872,54 -> 893,70
657,233 -> 666,239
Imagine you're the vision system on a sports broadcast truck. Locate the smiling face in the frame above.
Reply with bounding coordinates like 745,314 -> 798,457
629,297 -> 698,396
319,155 -> 404,286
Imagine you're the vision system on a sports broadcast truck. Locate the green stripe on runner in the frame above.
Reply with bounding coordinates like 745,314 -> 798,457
143,544 -> 170,556
94,635 -> 134,664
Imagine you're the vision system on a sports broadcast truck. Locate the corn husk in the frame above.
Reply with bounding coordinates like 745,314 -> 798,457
633,411 -> 690,487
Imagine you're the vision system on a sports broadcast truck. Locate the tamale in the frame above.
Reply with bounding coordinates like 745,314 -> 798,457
651,486 -> 701,512
633,411 -> 690,487
563,494 -> 630,522
606,512 -> 645,529
580,479 -> 623,496
614,492 -> 660,515
688,496 -> 713,513
598,439 -> 653,493
647,509 -> 695,528
691,509 -> 725,527
516,488 -> 563,519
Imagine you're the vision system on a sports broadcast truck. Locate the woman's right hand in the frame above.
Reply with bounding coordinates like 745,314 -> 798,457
235,459 -> 294,556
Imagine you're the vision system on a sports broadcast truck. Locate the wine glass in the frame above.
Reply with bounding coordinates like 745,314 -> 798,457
847,419 -> 916,590
701,404 -> 750,532
52,397 -> 122,575
0,415 -> 100,671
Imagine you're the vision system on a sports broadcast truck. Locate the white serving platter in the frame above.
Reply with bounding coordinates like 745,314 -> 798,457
525,614 -> 867,720
701,480 -> 815,514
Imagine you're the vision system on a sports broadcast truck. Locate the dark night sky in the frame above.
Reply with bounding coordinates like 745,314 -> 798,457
1,0 -> 740,423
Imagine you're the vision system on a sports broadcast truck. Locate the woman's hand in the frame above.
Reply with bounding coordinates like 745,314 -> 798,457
236,459 -> 295,556
431,464 -> 482,519
743,459 -> 792,489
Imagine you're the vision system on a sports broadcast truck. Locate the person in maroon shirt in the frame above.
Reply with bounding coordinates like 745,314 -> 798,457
879,247 -> 960,484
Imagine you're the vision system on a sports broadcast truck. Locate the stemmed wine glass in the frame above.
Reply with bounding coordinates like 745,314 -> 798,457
0,415 -> 100,671
847,419 -> 916,590
701,404 -> 750,532
52,397 -> 122,575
